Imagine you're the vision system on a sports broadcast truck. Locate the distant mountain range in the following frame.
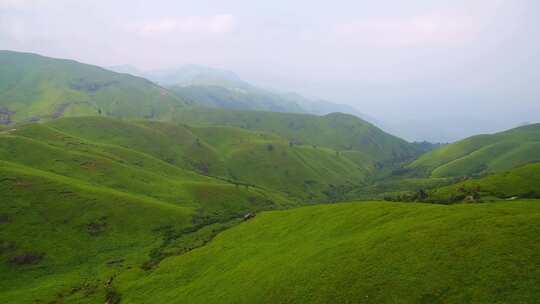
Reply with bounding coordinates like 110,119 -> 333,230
109,64 -> 377,122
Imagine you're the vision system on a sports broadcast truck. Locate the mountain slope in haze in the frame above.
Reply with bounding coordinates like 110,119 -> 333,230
110,64 -> 373,119
173,107 -> 422,163
139,64 -> 249,88
408,123 -> 540,177
123,200 -> 540,303
0,51 -> 187,124
169,85 -> 305,113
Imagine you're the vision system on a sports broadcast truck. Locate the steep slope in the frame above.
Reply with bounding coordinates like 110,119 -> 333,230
408,123 -> 540,177
122,200 -> 540,303
0,50 -> 187,124
173,107 -> 421,163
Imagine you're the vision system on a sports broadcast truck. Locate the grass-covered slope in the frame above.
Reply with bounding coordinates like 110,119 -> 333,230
409,123 -> 540,177
122,200 -> 540,303
0,160 -> 195,303
0,117 -> 297,303
0,50 -> 186,124
428,163 -> 540,202
1,117 -> 293,212
3,116 -> 372,202
173,107 -> 420,163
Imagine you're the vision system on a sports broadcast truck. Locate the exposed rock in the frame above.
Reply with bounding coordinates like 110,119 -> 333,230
243,212 -> 256,221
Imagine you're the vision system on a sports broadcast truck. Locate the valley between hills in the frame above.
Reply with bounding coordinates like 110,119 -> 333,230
1,50 -> 539,303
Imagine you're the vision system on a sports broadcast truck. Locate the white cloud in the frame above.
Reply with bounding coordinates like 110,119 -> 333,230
138,14 -> 236,35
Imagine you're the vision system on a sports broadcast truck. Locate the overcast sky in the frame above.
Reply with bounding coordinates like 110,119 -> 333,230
1,0 -> 539,141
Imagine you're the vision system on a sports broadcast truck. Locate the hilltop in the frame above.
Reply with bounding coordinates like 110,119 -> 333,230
408,123 -> 540,177
0,51 -> 186,124
172,107 -> 421,163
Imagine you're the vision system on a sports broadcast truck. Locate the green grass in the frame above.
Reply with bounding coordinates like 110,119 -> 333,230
7,116 -> 372,202
0,50 -> 187,124
428,163 -> 540,202
409,123 -> 540,177
2,50 -> 539,303
172,107 -> 422,163
0,116 -> 306,302
0,160 -> 194,303
120,200 -> 540,303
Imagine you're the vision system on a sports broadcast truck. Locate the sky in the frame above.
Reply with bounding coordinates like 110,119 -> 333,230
1,0 -> 539,141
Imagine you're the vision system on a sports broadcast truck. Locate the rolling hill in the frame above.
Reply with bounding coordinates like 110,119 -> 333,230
121,200 -> 540,303
0,50 -> 187,124
0,115 -> 404,303
2,49 -> 539,304
2,116 -> 373,202
0,116 -> 297,303
427,163 -> 540,202
408,123 -> 540,177
172,107 -> 421,164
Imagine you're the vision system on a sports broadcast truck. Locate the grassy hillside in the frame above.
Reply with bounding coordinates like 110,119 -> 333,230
173,107 -> 420,163
3,116 -> 372,202
0,117 -> 300,303
0,51 -> 186,124
121,200 -> 540,303
409,123 -> 540,177
428,163 -> 540,202
0,160 -> 195,303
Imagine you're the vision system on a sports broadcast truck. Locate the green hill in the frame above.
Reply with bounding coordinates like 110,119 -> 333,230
120,200 -> 540,303
0,116 -> 298,303
427,163 -> 540,202
408,123 -> 540,177
173,107 -> 421,163
0,50 -> 187,124
2,116 -> 373,202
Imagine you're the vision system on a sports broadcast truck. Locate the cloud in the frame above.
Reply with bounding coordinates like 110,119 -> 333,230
334,13 -> 480,48
138,14 -> 236,35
